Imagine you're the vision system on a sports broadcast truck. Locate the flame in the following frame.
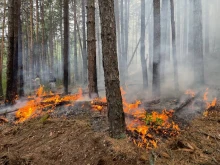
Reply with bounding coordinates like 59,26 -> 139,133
202,88 -> 217,116
203,88 -> 209,101
16,86 -> 181,149
15,86 -> 84,123
90,88 -> 180,148
185,89 -> 195,97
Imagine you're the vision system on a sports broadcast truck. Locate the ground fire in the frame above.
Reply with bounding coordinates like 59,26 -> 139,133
5,86 -> 215,150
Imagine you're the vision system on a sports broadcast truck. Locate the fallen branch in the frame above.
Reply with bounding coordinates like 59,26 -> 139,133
197,130 -> 220,141
91,101 -> 107,106
174,92 -> 201,114
0,116 -> 8,123
142,98 -> 160,107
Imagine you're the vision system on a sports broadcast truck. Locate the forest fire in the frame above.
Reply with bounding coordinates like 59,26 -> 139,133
91,88 -> 180,149
15,87 -> 84,123
9,86 -> 218,149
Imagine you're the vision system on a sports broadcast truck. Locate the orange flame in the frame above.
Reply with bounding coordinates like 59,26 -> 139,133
203,88 -> 209,101
16,86 -> 84,123
185,89 -> 195,97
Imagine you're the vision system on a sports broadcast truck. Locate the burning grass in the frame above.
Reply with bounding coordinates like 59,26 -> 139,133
15,86 -> 83,123
7,86 -> 219,151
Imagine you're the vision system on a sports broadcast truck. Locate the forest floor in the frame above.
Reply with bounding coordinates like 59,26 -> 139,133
0,101 -> 219,165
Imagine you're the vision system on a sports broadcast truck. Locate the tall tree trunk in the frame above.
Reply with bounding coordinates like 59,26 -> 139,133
18,0 -> 24,97
148,14 -> 153,72
188,0 -> 194,69
120,0 -> 125,84
124,0 -> 129,81
13,0 -> 19,97
183,0 -> 188,58
82,0 -> 88,85
152,0 -> 161,97
87,0 -> 98,98
140,0 -> 148,89
161,0 -> 169,82
95,3 -> 102,79
98,0 -> 126,138
63,0 -> 69,94
60,0 -> 63,80
30,0 -> 34,78
0,0 -> 6,99
49,6 -> 54,73
193,0 -> 204,85
41,0 -> 45,80
176,0 -> 181,59
35,0 -> 40,75
204,2 -> 210,56
114,0 -> 121,72
6,0 -> 15,104
170,0 -> 179,91
74,0 -> 79,83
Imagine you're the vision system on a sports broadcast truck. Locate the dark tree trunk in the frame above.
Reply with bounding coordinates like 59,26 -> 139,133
82,0 -> 88,85
18,0 -> 24,97
170,0 -> 179,91
6,0 -> 16,104
114,0 -> 121,71
193,0 -> 204,85
0,0 -> 6,99
30,0 -> 34,78
35,0 -> 40,75
60,0 -> 63,80
87,0 -> 98,98
63,0 -> 69,94
152,0 -> 161,97
74,0 -> 79,83
98,0 -> 126,139
13,0 -> 19,97
140,0 -> 148,89
41,0 -> 46,80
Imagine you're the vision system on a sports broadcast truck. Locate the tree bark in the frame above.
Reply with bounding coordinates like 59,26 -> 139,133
0,0 -> 6,99
74,0 -> 79,83
41,0 -> 46,80
87,0 -> 99,98
82,0 -> 88,85
30,0 -> 34,78
170,0 -> 179,91
98,0 -> 126,138
193,0 -> 204,85
140,0 -> 148,89
18,0 -> 24,97
35,0 -> 40,75
6,0 -> 15,104
152,0 -> 161,97
63,0 -> 69,94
